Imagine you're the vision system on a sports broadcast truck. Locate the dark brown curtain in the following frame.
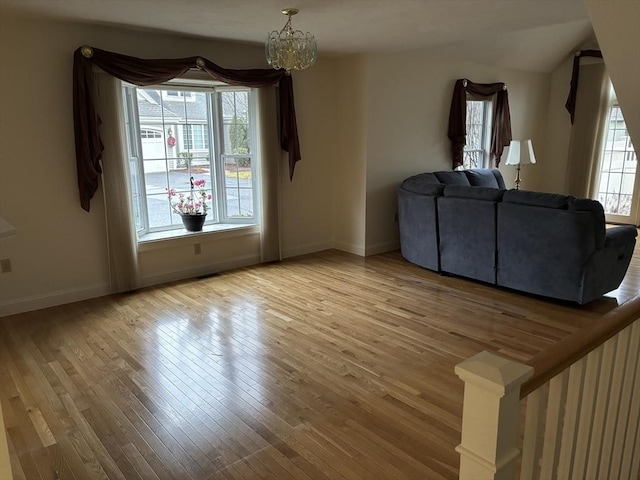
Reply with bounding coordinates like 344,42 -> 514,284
565,49 -> 603,124
73,46 -> 301,211
447,78 -> 512,169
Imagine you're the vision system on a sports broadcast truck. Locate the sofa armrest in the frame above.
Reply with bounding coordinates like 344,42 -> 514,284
581,225 -> 636,303
605,226 -> 638,248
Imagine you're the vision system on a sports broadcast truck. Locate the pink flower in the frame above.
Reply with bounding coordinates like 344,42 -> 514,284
169,181 -> 210,216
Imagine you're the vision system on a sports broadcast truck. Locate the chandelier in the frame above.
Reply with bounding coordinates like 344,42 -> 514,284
266,8 -> 317,75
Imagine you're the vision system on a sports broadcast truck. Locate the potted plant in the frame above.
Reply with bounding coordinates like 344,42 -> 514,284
167,177 -> 211,232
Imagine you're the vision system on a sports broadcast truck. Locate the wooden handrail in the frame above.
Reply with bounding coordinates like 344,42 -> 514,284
520,294 -> 640,399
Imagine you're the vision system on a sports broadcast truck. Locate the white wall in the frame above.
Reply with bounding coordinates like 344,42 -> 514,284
331,56 -> 368,256
0,14 -> 337,315
532,54 -> 575,194
362,50 -> 551,253
586,0 -> 640,151
279,60 -> 336,259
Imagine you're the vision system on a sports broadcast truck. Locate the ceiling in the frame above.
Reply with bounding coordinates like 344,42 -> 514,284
0,0 -> 594,72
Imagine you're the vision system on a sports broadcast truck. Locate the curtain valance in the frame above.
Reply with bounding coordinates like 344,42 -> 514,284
73,46 -> 300,211
447,78 -> 512,169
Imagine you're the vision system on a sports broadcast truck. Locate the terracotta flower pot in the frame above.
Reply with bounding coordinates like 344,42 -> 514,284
180,214 -> 206,232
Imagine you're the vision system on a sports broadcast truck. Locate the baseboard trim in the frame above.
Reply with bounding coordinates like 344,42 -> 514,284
365,241 -> 400,257
282,241 -> 332,259
140,254 -> 261,288
0,284 -> 110,318
0,242 -> 400,317
332,241 -> 366,257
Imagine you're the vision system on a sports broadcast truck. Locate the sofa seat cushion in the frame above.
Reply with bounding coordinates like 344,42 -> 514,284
401,173 -> 445,195
444,185 -> 504,202
503,189 -> 574,209
434,171 -> 471,186
464,169 -> 505,189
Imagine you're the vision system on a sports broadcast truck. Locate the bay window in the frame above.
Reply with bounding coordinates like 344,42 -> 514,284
122,83 -> 258,239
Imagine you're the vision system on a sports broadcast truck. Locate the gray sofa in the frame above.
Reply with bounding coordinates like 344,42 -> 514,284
398,168 -> 637,304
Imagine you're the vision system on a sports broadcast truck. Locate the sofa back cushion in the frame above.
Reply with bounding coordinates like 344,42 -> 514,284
569,198 -> 606,249
438,194 -> 499,284
443,185 -> 504,202
464,169 -> 505,189
497,202 -> 599,302
502,189 -> 573,209
434,171 -> 471,186
401,173 -> 445,196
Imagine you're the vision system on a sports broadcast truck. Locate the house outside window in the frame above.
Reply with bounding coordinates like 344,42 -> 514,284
182,124 -> 209,150
163,90 -> 195,101
140,129 -> 162,139
463,99 -> 492,169
122,84 -> 258,238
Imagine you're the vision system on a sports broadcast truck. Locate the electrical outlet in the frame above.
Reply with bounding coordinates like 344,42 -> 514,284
194,243 -> 201,255
0,258 -> 12,273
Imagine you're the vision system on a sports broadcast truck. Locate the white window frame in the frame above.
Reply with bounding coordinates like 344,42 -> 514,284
593,84 -> 640,224
123,82 -> 259,241
216,86 -> 259,222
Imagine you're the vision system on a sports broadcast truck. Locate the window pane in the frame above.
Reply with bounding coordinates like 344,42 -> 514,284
463,150 -> 482,170
146,193 -> 173,229
463,100 -> 489,169
224,156 -> 254,218
597,103 -> 637,216
220,91 -> 250,155
143,160 -> 170,229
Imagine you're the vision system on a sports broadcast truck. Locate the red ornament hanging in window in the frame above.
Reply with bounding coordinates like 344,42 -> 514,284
167,127 -> 176,148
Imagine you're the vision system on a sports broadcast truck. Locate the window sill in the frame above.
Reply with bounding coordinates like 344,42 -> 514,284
137,223 -> 259,252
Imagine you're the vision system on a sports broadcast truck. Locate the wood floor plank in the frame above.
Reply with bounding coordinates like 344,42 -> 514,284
1,243 -> 638,479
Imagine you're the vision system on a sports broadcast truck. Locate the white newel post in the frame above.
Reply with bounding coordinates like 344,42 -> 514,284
455,351 -> 534,480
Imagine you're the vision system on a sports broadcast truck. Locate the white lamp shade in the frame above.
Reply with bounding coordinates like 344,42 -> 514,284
505,139 -> 537,166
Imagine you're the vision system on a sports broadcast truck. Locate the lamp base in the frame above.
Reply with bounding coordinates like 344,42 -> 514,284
514,165 -> 522,190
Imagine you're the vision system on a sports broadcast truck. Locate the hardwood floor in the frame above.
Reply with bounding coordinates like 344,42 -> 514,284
1,242 -> 639,480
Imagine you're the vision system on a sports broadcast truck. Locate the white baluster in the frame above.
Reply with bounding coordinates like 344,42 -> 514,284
615,322 -> 640,479
521,384 -> 547,480
598,325 -> 631,480
573,345 -> 604,479
630,409 -> 640,479
585,335 -> 618,477
557,357 -> 586,478
539,370 -> 569,478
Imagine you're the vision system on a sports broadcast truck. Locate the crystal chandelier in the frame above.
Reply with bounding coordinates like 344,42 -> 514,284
266,8 -> 317,75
